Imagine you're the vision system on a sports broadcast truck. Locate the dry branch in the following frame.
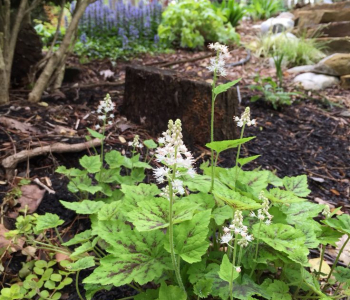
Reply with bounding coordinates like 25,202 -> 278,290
2,138 -> 102,180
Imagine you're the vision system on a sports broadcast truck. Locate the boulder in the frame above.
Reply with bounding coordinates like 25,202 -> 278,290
296,8 -> 350,28
340,75 -> 350,89
308,21 -> 350,38
287,65 -> 316,74
313,53 -> 350,76
261,14 -> 294,34
293,72 -> 339,90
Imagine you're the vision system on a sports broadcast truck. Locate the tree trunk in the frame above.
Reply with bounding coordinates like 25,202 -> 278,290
121,65 -> 239,148
0,46 -> 9,104
28,0 -> 93,102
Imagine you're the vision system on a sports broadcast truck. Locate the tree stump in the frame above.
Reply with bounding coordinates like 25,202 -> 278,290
121,65 -> 239,148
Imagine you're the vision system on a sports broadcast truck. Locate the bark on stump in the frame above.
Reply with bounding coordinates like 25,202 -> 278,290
121,65 -> 239,148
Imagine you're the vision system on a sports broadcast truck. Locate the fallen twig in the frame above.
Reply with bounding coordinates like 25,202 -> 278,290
2,138 -> 102,180
33,178 -> 56,194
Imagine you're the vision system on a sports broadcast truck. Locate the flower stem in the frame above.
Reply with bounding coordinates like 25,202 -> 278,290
250,221 -> 262,277
229,233 -> 238,300
234,124 -> 245,191
209,69 -> 218,193
317,244 -> 325,281
168,146 -> 186,296
76,270 -> 85,300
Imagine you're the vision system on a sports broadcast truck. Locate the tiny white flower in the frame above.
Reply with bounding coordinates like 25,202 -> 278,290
108,121 -> 112,125
223,227 -> 230,234
265,219 -> 272,226
236,267 -> 241,273
95,124 -> 100,130
249,211 -> 256,217
110,114 -> 115,118
221,233 -> 233,244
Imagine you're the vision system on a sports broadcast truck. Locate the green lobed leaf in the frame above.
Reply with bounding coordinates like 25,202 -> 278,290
79,155 -> 102,173
67,256 -> 95,271
267,188 -> 306,204
87,128 -> 105,139
212,206 -> 233,225
296,224 -> 320,249
266,280 -> 291,300
181,192 -> 215,210
193,278 -> 213,299
165,210 -> 211,263
60,200 -> 105,214
97,201 -> 123,221
213,78 -> 241,96
83,229 -> 171,287
143,139 -> 158,149
334,266 -> 350,284
105,150 -> 125,169
237,155 -> 261,167
70,241 -> 94,259
323,214 -> 350,235
280,202 -> 324,226
253,223 -> 309,264
317,226 -> 343,246
36,213 -> 64,231
206,137 -> 255,154
77,183 -> 103,195
218,254 -> 240,283
239,170 -> 270,194
283,175 -> 311,197
95,168 -> 120,183
213,187 -> 261,210
63,230 -> 93,246
128,198 -> 198,232
157,283 -> 187,300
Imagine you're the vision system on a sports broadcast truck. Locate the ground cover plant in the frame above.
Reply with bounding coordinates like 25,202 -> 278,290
2,43 -> 350,300
248,0 -> 283,20
158,0 -> 240,49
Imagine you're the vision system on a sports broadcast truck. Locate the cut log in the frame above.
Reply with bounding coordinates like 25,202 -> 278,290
121,65 -> 239,148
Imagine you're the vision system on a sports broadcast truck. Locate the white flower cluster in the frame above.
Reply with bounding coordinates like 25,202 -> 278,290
128,135 -> 143,148
234,107 -> 256,128
221,210 -> 254,247
250,191 -> 273,225
95,94 -> 115,129
153,119 -> 195,198
207,42 -> 230,77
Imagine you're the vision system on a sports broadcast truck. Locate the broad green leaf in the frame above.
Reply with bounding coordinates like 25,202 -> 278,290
193,279 -> 213,299
317,226 -> 343,246
84,284 -> 113,300
60,200 -> 105,214
95,168 -> 120,183
213,79 -> 241,96
283,175 -> 311,197
253,223 -> 309,263
157,283 -> 187,300
56,166 -> 87,177
87,128 -> 105,139
128,198 -> 198,231
133,161 -> 152,169
93,220 -> 128,250
79,155 -> 102,173
165,210 -> 211,263
182,193 -> 215,210
218,254 -> 239,283
143,139 -> 157,149
99,182 -> 112,196
63,230 -> 93,246
288,248 -> 310,266
70,241 -> 94,258
76,184 -> 102,195
105,150 -> 124,169
323,214 -> 350,235
239,170 -> 269,193
266,280 -> 291,300
281,202 -> 324,226
83,229 -> 171,287
36,213 -> 64,231
296,224 -> 320,249
68,256 -> 95,271
237,155 -> 260,167
97,201 -> 122,221
231,275 -> 270,300
134,289 -> 159,300
267,188 -> 306,204
266,171 -> 283,187
212,206 -> 232,225
213,187 -> 261,210
206,137 -> 255,154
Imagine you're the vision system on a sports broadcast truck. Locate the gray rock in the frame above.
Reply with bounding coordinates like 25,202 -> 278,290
293,72 -> 339,90
261,15 -> 294,34
313,53 -> 350,76
287,65 -> 316,74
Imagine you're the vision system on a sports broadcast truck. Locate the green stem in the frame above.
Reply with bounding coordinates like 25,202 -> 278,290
168,150 -> 186,296
237,246 -> 243,267
209,68 -> 218,193
229,233 -> 239,300
54,227 -> 64,244
234,124 -> 246,190
127,283 -> 143,293
76,270 -> 85,300
324,235 -> 350,285
250,221 -> 262,277
317,244 -> 325,281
